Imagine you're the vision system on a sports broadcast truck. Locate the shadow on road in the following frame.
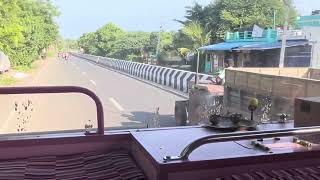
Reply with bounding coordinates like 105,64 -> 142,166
121,111 -> 175,128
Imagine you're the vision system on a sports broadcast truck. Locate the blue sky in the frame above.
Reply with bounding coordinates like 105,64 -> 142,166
52,0 -> 320,39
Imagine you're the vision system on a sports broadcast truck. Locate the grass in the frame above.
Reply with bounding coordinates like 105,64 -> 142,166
0,51 -> 54,86
1,52 -> 52,86
0,74 -> 17,86
2,62 -> 36,86
13,60 -> 39,73
13,65 -> 33,73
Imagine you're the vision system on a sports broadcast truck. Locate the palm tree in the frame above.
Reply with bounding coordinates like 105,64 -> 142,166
182,22 -> 211,50
176,3 -> 212,28
181,22 -> 211,79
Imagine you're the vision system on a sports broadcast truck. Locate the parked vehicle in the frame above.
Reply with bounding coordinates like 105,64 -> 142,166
0,51 -> 10,73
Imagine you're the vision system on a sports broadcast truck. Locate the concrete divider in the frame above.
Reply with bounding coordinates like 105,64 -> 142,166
71,53 -> 215,93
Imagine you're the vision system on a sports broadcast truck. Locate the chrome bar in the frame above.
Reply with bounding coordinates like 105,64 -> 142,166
163,126 -> 320,161
0,86 -> 104,135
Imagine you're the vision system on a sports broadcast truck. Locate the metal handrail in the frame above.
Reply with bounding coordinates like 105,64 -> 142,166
225,29 -> 278,41
0,86 -> 104,135
163,126 -> 320,162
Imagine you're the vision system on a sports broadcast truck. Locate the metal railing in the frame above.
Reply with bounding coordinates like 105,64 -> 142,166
163,126 -> 320,161
225,29 -> 278,42
0,86 -> 105,135
277,30 -> 308,40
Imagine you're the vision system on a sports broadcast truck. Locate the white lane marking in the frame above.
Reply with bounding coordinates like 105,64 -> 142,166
109,97 -> 124,111
90,80 -> 96,86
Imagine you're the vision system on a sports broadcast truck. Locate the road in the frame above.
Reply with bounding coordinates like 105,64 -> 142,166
0,56 -> 185,134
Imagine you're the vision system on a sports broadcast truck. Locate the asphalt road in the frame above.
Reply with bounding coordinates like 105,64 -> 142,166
0,56 -> 185,134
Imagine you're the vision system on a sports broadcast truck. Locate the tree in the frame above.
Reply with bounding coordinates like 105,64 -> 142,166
180,0 -> 298,42
182,22 -> 211,49
58,37 -> 78,51
77,23 -> 176,61
149,32 -> 175,54
172,30 -> 194,50
95,23 -> 125,56
112,32 -> 150,60
176,3 -> 212,28
218,0 -> 297,28
78,32 -> 100,55
172,30 -> 194,61
12,0 -> 59,65
0,0 -> 24,62
177,48 -> 191,60
0,0 -> 59,66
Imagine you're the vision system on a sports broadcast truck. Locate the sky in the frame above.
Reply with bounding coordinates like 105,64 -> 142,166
52,0 -> 320,39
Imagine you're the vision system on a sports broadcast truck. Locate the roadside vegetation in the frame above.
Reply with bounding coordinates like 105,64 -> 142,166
0,0 -> 59,68
0,59 -> 41,86
0,74 -> 16,86
78,24 -> 178,62
57,38 -> 78,52
14,61 -> 39,73
78,0 -> 297,64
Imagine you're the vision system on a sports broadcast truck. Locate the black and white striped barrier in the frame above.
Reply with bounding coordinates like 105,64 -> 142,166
71,53 -> 215,93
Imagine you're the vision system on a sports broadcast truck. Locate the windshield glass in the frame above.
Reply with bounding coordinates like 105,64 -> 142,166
0,0 -> 319,134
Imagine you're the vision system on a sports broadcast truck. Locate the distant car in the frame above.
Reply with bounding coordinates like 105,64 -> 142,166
0,51 -> 11,73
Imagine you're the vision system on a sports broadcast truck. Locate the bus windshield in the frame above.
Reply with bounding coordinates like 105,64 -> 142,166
0,0 -> 319,134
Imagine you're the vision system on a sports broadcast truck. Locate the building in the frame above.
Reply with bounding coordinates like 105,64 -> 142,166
199,12 -> 320,73
296,11 -> 320,68
199,28 -> 312,74
235,32 -> 311,68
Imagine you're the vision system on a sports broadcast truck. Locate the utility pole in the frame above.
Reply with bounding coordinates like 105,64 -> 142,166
195,49 -> 200,85
279,0 -> 290,68
155,25 -> 162,65
273,10 -> 277,29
